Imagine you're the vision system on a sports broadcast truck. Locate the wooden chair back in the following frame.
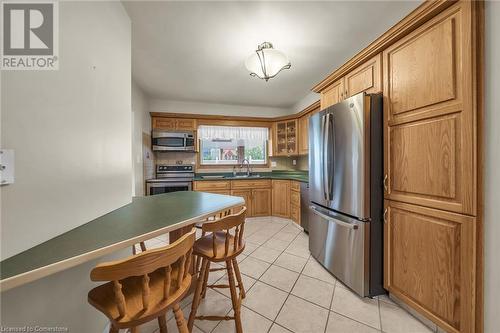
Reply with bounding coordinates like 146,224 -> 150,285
201,207 -> 247,258
90,229 -> 195,317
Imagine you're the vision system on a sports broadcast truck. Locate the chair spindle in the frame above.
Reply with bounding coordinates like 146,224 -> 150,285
113,280 -> 127,317
142,274 -> 150,309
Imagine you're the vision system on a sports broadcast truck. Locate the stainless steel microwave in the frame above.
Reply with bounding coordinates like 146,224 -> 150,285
152,130 -> 195,152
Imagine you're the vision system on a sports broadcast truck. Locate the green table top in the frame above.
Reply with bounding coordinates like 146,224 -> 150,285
0,191 -> 243,292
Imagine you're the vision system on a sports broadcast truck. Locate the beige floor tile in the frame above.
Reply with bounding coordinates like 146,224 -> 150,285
274,252 -> 308,273
272,231 -> 299,242
268,323 -> 293,333
262,238 -> 292,251
302,257 -> 336,285
187,289 -> 232,333
214,272 -> 257,299
238,256 -> 271,279
206,263 -> 228,284
212,305 -> 273,333
291,274 -> 334,308
275,295 -> 329,333
260,265 -> 299,292
242,281 -> 288,320
242,242 -> 258,256
284,240 -> 310,259
280,224 -> 302,235
246,231 -> 272,245
249,246 -> 282,263
330,286 -> 381,330
326,311 -> 380,333
377,293 -> 397,306
380,301 -> 434,333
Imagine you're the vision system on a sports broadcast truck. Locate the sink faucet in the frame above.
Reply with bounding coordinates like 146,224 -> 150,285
240,158 -> 251,176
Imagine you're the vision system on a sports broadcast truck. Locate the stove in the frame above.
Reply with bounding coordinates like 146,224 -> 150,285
146,164 -> 194,196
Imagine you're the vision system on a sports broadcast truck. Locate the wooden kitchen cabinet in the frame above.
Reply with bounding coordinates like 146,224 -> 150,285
272,180 -> 290,218
152,117 -> 196,131
320,54 -> 381,110
251,188 -> 272,217
345,54 -> 381,97
290,181 -> 301,225
231,189 -> 252,215
274,120 -> 298,156
320,78 -> 344,110
298,114 -> 310,155
383,3 -> 475,215
193,180 -> 231,191
152,117 -> 176,130
384,200 -> 475,333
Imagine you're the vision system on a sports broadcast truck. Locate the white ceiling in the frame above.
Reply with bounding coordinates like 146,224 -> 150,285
123,1 -> 421,109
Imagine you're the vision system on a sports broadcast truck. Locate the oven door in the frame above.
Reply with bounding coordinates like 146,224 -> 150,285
146,181 -> 192,196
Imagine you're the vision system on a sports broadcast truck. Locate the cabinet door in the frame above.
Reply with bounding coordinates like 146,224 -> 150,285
383,3 -> 475,215
231,189 -> 252,216
274,121 -> 288,156
384,200 -> 475,333
298,114 -> 310,155
252,189 -> 272,217
153,117 -> 176,130
176,118 -> 196,130
290,204 -> 300,225
320,78 -> 344,110
286,119 -> 298,155
345,53 -> 381,98
272,180 -> 290,218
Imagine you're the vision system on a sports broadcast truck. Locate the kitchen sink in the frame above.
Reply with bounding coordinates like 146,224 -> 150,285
233,174 -> 261,178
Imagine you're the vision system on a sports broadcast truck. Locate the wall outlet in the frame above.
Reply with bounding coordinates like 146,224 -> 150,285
292,159 -> 297,166
271,161 -> 277,167
0,149 -> 15,185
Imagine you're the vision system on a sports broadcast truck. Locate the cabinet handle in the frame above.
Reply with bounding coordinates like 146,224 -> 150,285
383,174 -> 388,192
345,90 -> 348,97
383,208 -> 388,224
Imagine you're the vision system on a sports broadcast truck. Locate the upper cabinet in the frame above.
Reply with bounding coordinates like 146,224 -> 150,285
345,54 -> 381,97
298,114 -> 310,155
383,2 -> 476,215
320,78 -> 344,110
320,54 -> 381,110
152,117 -> 197,131
274,119 -> 298,156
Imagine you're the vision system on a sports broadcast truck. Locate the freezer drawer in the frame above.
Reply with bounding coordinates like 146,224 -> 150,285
308,204 -> 369,296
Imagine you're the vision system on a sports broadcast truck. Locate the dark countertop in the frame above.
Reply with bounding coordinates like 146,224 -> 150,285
194,171 -> 309,183
0,191 -> 243,291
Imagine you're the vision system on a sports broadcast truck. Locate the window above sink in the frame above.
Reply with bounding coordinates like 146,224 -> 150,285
198,125 -> 269,166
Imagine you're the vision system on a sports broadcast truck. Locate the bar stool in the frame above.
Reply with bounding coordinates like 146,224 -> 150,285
88,229 -> 196,333
188,207 -> 247,333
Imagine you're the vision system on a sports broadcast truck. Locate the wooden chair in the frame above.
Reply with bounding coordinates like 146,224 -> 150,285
188,207 -> 247,333
88,229 -> 195,333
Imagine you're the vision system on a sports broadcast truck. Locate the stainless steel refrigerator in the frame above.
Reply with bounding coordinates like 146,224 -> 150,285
308,92 -> 384,297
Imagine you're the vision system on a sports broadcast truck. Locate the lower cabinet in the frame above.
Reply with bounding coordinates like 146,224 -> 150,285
384,200 -> 475,333
272,180 -> 291,218
230,189 -> 252,215
290,183 -> 301,225
251,188 -> 272,217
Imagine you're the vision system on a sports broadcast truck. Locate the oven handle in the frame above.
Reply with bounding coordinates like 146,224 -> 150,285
309,205 -> 358,230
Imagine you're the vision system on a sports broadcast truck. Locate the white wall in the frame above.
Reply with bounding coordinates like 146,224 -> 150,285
1,1 -> 131,331
484,2 -> 500,332
150,98 -> 291,118
290,91 -> 320,113
131,81 -> 150,196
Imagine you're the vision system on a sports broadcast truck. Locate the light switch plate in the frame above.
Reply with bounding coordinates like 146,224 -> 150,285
271,161 -> 277,167
292,159 -> 297,165
0,149 -> 15,185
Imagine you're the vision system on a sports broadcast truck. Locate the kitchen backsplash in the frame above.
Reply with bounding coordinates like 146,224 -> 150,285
149,152 -> 308,175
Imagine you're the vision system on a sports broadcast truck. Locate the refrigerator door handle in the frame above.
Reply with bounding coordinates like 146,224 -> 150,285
322,113 -> 334,201
309,205 -> 359,230
322,114 -> 330,201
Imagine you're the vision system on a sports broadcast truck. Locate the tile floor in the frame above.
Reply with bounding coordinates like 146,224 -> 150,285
135,216 -> 437,333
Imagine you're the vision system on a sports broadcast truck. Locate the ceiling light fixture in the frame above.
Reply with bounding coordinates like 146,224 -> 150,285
245,42 -> 291,81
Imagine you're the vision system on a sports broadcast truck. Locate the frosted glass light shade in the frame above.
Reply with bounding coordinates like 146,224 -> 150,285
245,42 -> 291,81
